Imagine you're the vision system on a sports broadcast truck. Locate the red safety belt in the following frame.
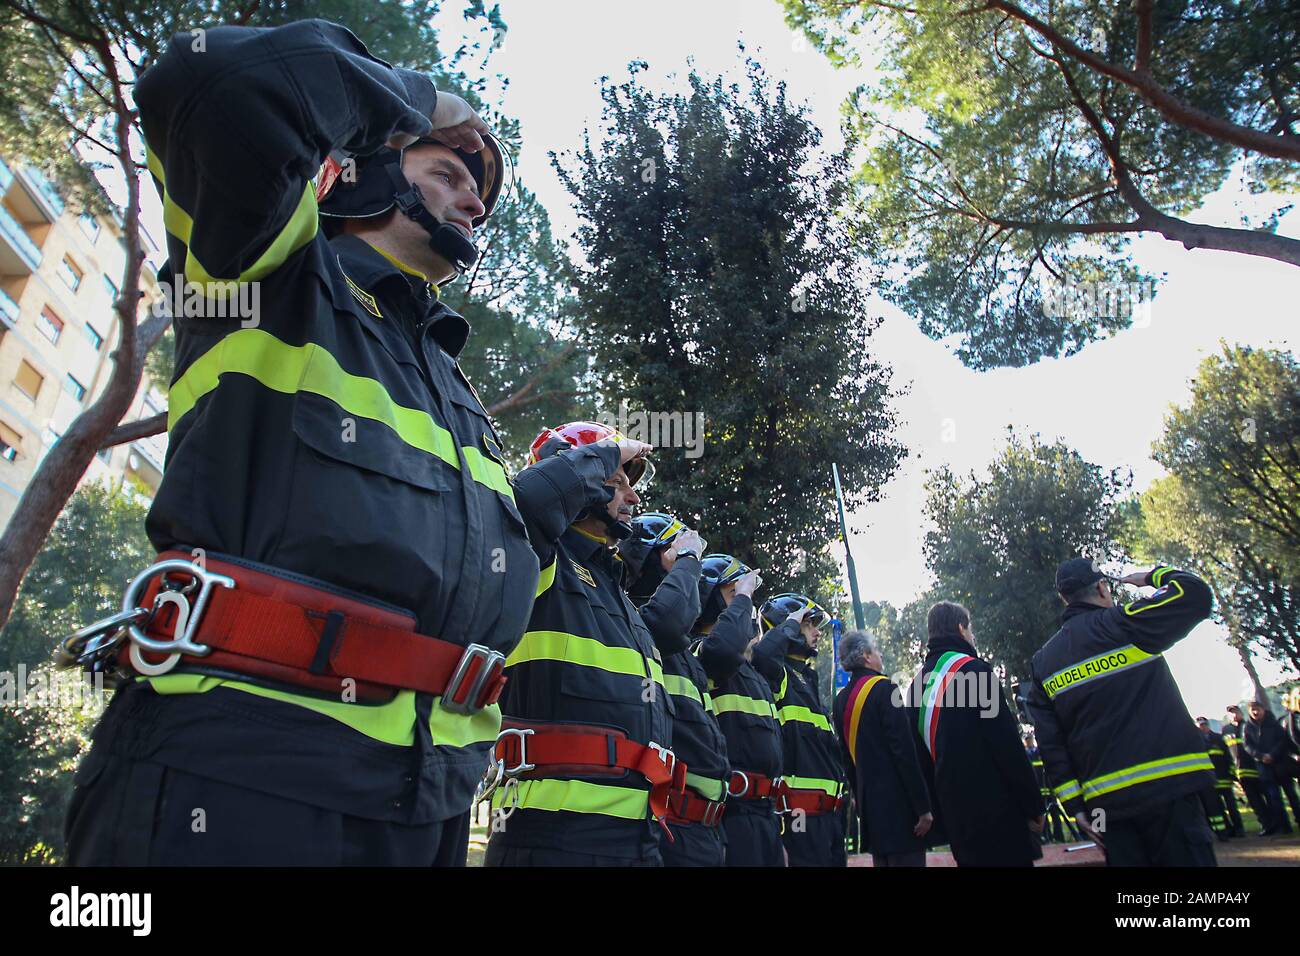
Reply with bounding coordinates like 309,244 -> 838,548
665,788 -> 727,827
120,551 -> 506,709
492,721 -> 689,836
727,769 -> 779,800
773,781 -> 845,817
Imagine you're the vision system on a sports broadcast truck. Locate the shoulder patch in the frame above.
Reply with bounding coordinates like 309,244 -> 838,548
570,561 -> 596,587
342,272 -> 382,318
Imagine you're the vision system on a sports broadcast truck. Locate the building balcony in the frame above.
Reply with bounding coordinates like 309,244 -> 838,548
0,202 -> 41,274
18,166 -> 64,221
0,287 -> 18,329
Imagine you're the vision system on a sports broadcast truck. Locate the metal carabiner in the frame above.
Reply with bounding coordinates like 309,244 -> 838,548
54,607 -> 150,669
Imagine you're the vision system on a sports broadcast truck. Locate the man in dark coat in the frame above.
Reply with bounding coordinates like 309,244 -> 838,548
1244,700 -> 1296,836
905,602 -> 1044,867
833,630 -> 932,867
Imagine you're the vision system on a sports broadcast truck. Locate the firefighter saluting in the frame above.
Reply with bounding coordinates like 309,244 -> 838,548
482,423 -> 682,867
755,593 -> 849,867
620,513 -> 733,866
694,555 -> 785,866
61,20 -> 533,866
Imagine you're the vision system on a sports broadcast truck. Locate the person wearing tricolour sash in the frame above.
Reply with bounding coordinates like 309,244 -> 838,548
904,602 -> 1045,867
833,630 -> 932,867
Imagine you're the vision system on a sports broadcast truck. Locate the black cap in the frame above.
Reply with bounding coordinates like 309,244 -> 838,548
1056,557 -> 1106,595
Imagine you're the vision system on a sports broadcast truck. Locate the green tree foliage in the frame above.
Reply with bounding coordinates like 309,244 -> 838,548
922,431 -> 1130,678
0,481 -> 149,865
0,667 -> 98,865
861,597 -> 927,678
1,481 -> 153,671
553,59 -> 906,598
1137,345 -> 1300,673
782,0 -> 1300,369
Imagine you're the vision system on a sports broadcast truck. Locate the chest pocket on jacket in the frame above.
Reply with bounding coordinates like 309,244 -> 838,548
556,573 -> 672,717
292,388 -> 451,493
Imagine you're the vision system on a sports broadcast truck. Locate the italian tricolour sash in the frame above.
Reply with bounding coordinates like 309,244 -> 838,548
841,674 -> 886,766
918,651 -> 974,757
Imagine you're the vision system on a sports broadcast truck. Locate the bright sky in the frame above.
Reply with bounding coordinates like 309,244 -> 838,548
430,0 -> 1299,715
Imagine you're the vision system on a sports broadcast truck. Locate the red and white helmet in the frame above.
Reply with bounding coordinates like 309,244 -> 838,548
527,421 -> 653,487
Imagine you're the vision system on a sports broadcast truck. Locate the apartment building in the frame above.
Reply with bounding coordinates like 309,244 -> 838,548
0,155 -> 167,532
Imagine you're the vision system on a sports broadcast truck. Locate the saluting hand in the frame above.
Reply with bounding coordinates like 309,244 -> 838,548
388,91 -> 490,153
734,569 -> 763,598
616,438 -> 653,466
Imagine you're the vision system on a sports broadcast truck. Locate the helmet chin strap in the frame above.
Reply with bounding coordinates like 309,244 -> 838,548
384,164 -> 479,275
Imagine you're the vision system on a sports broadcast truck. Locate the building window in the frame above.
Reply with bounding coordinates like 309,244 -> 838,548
42,426 -> 60,448
0,421 -> 21,463
14,360 -> 43,401
37,305 -> 64,345
79,213 -> 100,242
84,322 -> 103,351
64,374 -> 86,402
57,256 -> 83,292
102,275 -> 118,303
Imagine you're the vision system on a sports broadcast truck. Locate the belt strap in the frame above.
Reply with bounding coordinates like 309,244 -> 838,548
492,721 -> 688,836
727,769 -> 778,800
122,551 -> 506,709
773,782 -> 845,816
665,787 -> 727,827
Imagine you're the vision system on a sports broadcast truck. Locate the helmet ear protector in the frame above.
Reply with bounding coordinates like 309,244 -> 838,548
316,131 -> 507,276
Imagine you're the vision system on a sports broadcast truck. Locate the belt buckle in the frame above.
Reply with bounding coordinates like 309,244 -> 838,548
475,727 -> 535,806
648,741 -> 676,776
441,643 -> 506,715
773,776 -> 792,814
122,559 -> 235,676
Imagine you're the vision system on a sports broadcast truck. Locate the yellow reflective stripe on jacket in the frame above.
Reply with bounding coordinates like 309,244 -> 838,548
1042,644 -> 1160,699
1081,752 -> 1214,800
1151,566 -> 1174,587
784,775 -> 841,796
1123,578 -> 1185,616
491,778 -> 649,820
505,630 -> 666,687
167,328 -> 513,500
777,704 -> 833,732
664,673 -> 704,707
146,674 -> 501,749
1054,778 -> 1082,802
777,669 -> 789,702
535,560 -> 556,598
684,771 -> 726,802
145,145 -> 318,289
711,693 -> 778,719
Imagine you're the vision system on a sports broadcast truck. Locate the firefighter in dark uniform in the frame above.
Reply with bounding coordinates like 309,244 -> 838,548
62,20 -> 535,865
907,602 -> 1044,867
833,630 -> 932,867
483,423 -> 681,867
755,593 -> 849,867
1025,559 -> 1217,867
1244,700 -> 1296,835
1224,704 -> 1267,833
694,555 -> 784,866
619,513 -> 732,866
1197,716 -> 1243,838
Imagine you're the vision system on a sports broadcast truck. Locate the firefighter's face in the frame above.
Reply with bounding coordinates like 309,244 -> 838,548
396,144 -> 485,279
720,580 -> 739,606
800,618 -> 821,648
604,466 -> 640,523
